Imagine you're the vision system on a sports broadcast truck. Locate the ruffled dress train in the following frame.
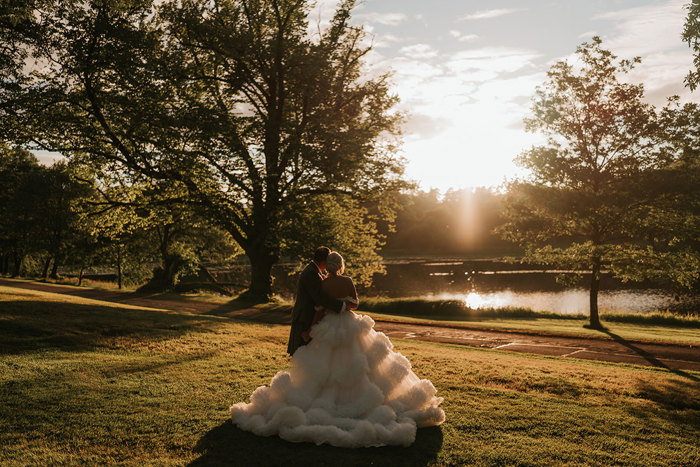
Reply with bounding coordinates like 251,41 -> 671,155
229,310 -> 445,448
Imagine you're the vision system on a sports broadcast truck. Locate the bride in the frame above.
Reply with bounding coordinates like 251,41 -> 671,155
230,251 -> 445,448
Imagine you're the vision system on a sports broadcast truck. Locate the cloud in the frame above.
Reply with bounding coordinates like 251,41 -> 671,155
306,0 -> 341,39
398,43 -> 439,59
594,1 -> 684,55
355,0 -> 700,191
372,32 -> 405,48
458,8 -> 525,21
402,113 -> 453,138
446,48 -> 541,82
364,44 -> 543,188
448,31 -> 479,42
593,0 -> 699,105
356,12 -> 408,26
33,150 -> 65,166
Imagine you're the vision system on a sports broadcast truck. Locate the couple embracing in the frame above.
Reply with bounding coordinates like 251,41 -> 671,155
230,247 -> 445,448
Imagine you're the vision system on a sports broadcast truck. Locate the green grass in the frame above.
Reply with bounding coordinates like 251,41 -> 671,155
1,285 -> 699,466
0,274 -> 141,292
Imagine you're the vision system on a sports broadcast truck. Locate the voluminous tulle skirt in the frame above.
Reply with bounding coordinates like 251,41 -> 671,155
229,311 -> 445,448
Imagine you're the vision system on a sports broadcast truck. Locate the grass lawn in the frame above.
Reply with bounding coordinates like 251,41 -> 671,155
1,285 -> 699,466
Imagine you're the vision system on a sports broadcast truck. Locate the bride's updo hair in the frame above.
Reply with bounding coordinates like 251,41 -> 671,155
325,251 -> 344,275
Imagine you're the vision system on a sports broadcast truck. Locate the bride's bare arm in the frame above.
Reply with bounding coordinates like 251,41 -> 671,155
346,277 -> 359,310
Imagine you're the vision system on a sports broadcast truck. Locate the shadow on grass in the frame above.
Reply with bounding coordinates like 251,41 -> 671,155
600,329 -> 700,383
189,420 -> 443,467
623,377 -> 700,438
635,378 -> 700,410
0,300 -> 220,355
202,296 -> 292,324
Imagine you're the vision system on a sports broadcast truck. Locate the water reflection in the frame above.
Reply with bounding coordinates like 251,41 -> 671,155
464,292 -> 486,309
214,258 -> 697,315
431,289 -> 684,315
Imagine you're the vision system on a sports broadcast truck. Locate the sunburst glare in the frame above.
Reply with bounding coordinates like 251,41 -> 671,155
464,292 -> 486,309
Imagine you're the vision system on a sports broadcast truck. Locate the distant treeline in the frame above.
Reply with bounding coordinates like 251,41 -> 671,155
0,145 -> 512,288
382,188 -> 515,255
0,146 -> 239,289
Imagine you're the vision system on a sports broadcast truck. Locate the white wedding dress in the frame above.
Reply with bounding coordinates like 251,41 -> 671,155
230,306 -> 445,448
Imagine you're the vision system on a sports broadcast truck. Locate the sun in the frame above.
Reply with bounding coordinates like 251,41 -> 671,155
464,292 -> 485,309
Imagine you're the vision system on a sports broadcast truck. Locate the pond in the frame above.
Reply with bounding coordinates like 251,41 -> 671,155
253,258 -> 697,315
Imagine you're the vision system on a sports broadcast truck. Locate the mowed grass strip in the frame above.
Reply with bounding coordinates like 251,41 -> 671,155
1,285 -> 699,466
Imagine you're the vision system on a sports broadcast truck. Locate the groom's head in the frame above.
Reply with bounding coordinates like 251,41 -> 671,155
313,246 -> 331,270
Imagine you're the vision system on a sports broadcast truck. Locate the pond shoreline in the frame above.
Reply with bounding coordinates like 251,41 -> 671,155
49,255 -> 699,315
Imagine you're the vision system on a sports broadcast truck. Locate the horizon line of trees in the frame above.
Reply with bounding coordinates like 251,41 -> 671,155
2,143 -> 696,295
0,146 -> 515,286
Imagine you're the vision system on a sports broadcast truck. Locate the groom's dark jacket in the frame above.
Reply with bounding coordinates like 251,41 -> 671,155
287,262 -> 344,355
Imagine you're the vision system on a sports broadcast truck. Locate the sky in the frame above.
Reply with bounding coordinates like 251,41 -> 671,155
309,0 -> 699,191
35,0 -> 700,192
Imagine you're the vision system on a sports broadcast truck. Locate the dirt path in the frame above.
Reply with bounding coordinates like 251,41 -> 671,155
3,278 -> 699,372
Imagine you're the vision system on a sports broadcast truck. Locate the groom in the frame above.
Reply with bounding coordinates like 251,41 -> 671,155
287,247 -> 346,356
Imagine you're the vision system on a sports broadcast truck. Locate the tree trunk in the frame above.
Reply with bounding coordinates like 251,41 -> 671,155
117,245 -> 123,290
164,255 -> 177,288
78,267 -> 84,286
42,257 -> 51,280
49,256 -> 59,279
247,248 -> 277,299
11,251 -> 23,277
589,258 -> 602,329
0,253 -> 8,275
158,224 -> 176,288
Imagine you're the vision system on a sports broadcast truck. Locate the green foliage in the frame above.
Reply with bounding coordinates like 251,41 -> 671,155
361,297 -> 541,319
360,297 -> 700,328
385,188 -> 514,255
0,0 -> 407,297
683,0 -> 700,90
602,310 -> 700,327
79,173 -> 241,289
500,38 -> 699,325
280,194 -> 385,286
0,145 -> 41,275
0,145 -> 93,278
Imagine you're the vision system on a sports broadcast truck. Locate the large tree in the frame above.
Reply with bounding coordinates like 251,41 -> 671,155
499,38 -> 684,328
0,0 -> 405,298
